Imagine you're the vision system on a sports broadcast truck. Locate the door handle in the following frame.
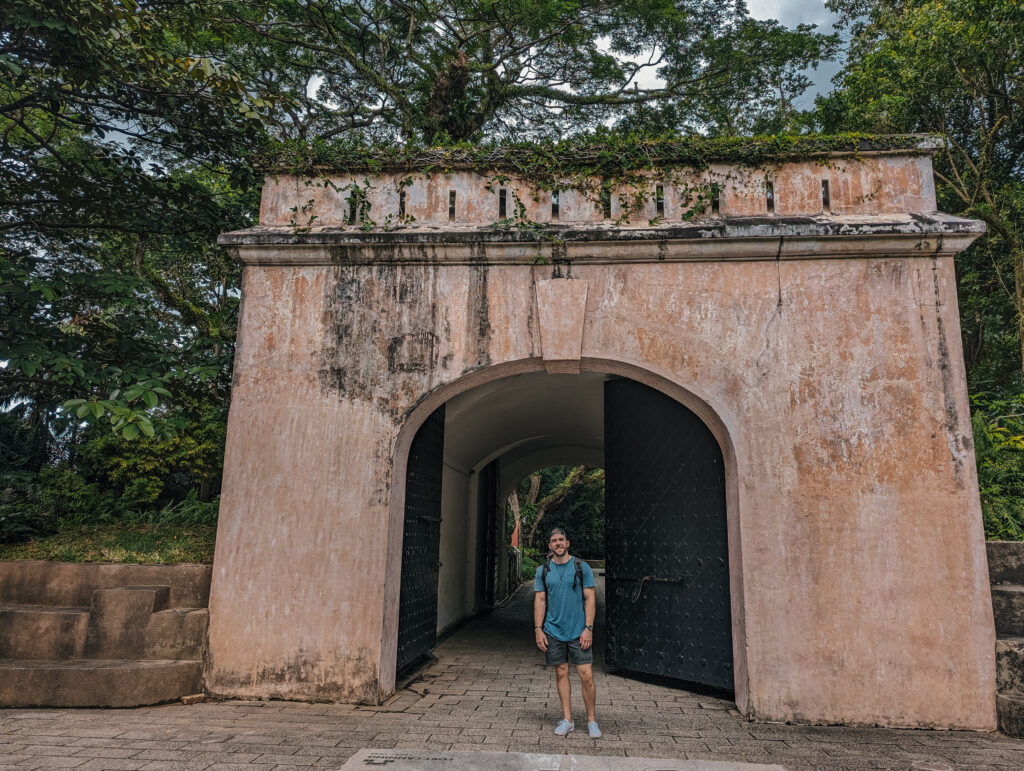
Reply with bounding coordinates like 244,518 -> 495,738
607,574 -> 690,603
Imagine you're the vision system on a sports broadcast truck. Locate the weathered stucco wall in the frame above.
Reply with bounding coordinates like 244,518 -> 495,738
211,149 -> 995,729
258,155 -> 937,227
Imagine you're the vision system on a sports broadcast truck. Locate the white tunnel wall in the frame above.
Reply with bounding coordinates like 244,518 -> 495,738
437,461 -> 472,635
433,371 -> 608,635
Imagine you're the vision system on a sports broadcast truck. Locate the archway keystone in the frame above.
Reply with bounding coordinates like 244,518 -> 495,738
536,278 -> 588,373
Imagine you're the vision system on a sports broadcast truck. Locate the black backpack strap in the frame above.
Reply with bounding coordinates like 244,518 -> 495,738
541,559 -> 551,625
575,558 -> 586,611
573,557 -> 583,589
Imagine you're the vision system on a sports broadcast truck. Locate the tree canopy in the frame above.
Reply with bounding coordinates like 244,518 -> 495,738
2,0 -> 1023,546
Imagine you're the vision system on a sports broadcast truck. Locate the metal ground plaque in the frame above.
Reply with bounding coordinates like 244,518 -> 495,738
338,748 -> 786,770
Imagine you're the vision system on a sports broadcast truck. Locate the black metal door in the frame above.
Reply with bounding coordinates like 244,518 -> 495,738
396,405 -> 445,672
604,378 -> 733,690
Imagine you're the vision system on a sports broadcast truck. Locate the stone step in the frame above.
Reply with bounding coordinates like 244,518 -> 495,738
144,608 -> 209,660
83,586 -> 171,659
988,541 -> 1024,586
992,585 -> 1024,637
998,693 -> 1024,737
0,659 -> 202,707
0,606 -> 89,659
0,561 -> 211,608
997,638 -> 1024,696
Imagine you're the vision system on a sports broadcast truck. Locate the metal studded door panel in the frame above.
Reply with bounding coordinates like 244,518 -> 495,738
604,379 -> 733,690
396,405 -> 445,672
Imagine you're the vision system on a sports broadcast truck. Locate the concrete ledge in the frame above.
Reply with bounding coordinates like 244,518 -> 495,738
999,693 -> 1024,737
993,585 -> 1024,637
988,541 -> 1024,585
220,214 -> 984,266
997,638 -> 1024,697
0,606 -> 89,659
0,561 -> 212,608
0,659 -> 202,708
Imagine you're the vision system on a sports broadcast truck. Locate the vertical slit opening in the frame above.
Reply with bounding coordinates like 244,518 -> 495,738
399,190 -> 406,218
765,180 -> 774,214
347,194 -> 357,225
551,190 -> 559,220
656,185 -> 665,217
600,188 -> 612,220
821,179 -> 831,213
499,189 -> 507,219
710,185 -> 721,216
448,190 -> 456,222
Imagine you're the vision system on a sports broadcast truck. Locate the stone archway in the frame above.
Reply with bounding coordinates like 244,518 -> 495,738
382,361 -> 746,708
208,140 -> 996,729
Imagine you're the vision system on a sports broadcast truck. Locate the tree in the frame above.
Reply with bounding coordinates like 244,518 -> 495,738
1,0 -> 269,438
1,1 -> 837,539
215,0 -> 837,141
508,466 -> 605,555
817,0 -> 1024,385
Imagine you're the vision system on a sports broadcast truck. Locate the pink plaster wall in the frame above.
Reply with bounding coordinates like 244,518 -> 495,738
257,155 -> 937,228
209,252 -> 995,728
211,151 -> 993,728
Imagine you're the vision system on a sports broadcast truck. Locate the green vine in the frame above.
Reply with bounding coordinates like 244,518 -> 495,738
257,133 -> 936,182
263,133 -> 936,235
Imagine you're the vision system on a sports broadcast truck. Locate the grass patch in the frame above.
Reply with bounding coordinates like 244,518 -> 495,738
0,522 -> 216,564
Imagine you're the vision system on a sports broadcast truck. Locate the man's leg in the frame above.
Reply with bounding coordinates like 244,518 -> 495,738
555,662 -> 572,721
577,663 -> 596,722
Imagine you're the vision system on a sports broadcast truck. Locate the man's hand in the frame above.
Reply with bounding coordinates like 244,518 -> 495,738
535,628 -> 549,652
580,628 -> 593,651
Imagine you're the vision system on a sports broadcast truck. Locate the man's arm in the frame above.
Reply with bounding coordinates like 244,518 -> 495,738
580,587 -> 596,650
534,592 -> 548,651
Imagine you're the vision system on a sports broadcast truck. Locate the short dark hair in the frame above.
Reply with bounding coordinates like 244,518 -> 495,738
549,527 -> 567,539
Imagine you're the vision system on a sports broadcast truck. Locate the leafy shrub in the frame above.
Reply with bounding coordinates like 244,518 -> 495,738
522,546 -> 543,563
129,490 -> 219,526
119,477 -> 164,511
972,394 -> 1024,540
521,551 -> 539,582
0,472 -> 54,543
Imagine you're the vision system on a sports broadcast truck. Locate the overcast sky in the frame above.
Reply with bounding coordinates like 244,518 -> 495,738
747,0 -> 844,105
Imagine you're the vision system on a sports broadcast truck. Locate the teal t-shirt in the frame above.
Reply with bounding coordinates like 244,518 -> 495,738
534,557 -> 595,642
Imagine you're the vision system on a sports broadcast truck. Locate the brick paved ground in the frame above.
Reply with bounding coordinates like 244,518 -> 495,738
2,579 -> 1023,770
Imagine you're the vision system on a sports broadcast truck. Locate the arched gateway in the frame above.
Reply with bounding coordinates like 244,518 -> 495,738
210,137 -> 996,729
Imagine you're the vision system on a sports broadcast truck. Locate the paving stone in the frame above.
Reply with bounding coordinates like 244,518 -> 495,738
14,743 -> 84,756
74,760 -> 149,770
130,749 -> 199,761
19,758 -> 90,768
3,583 -> 1024,770
254,754 -> 319,766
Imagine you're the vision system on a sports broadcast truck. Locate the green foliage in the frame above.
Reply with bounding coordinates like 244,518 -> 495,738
520,552 -> 540,582
972,394 -> 1024,540
0,522 -> 217,564
216,0 -> 835,142
818,0 -> 1024,385
2,0 -> 1020,557
260,133 -> 928,178
545,475 -> 605,560
515,466 -> 606,558
0,411 -> 225,543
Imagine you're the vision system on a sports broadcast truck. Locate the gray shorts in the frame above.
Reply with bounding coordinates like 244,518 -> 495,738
545,637 -> 593,667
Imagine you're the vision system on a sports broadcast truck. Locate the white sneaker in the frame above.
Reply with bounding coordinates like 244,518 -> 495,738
587,720 -> 602,738
554,719 -> 574,736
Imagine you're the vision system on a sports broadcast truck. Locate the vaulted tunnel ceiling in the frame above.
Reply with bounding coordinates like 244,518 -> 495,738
442,371 -> 607,485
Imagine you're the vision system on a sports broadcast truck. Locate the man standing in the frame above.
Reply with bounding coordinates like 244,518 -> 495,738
534,527 -> 600,738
